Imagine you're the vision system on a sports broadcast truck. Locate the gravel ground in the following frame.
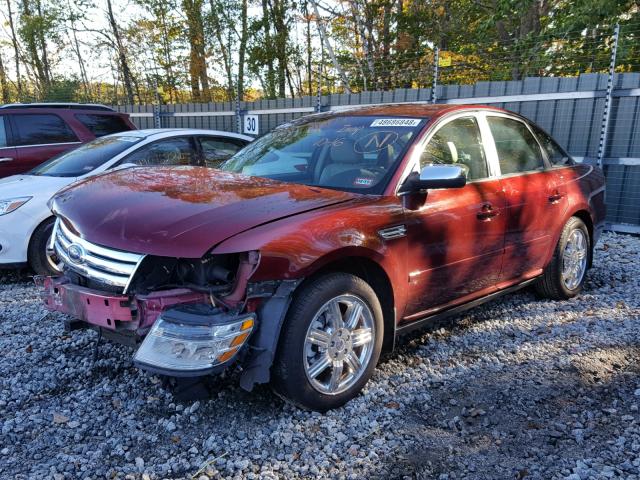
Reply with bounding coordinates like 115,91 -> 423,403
0,231 -> 639,480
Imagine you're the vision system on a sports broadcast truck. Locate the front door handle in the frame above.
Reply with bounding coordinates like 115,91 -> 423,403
0,157 -> 13,163
477,203 -> 499,221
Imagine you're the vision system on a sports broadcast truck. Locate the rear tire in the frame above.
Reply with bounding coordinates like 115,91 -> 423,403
535,216 -> 590,300
271,273 -> 383,412
28,218 -> 61,276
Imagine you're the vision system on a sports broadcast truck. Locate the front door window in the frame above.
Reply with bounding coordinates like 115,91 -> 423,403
420,116 -> 489,181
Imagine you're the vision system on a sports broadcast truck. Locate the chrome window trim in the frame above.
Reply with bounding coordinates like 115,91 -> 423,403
394,110 -> 496,195
13,141 -> 82,149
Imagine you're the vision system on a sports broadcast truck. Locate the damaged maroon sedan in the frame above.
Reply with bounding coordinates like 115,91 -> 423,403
40,104 -> 606,411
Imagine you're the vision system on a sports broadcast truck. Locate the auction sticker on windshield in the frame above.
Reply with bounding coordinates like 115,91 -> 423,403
370,118 -> 422,127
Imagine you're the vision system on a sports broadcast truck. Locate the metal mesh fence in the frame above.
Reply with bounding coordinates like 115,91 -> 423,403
6,20 -> 637,231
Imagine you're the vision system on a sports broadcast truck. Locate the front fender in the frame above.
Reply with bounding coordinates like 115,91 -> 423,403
211,198 -> 409,318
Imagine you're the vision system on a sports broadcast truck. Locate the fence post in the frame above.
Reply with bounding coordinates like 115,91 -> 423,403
597,23 -> 620,167
236,86 -> 242,134
316,46 -> 324,113
431,46 -> 439,104
152,78 -> 161,129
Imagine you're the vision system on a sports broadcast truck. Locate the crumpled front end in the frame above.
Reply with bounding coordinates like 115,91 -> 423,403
37,218 -> 284,383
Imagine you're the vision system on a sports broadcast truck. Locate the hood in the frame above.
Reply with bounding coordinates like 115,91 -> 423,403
0,174 -> 74,200
51,166 -> 357,257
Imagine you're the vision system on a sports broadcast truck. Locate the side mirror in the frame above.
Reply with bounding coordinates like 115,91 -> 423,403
399,164 -> 466,195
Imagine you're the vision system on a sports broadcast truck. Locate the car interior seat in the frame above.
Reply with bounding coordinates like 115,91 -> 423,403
318,139 -> 365,186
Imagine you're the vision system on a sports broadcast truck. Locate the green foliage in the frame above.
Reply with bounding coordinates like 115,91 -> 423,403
0,0 -> 637,103
43,77 -> 80,101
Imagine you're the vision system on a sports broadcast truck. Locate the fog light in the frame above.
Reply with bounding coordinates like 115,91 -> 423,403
134,304 -> 255,374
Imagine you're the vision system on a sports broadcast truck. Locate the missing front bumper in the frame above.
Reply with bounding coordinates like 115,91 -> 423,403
37,275 -> 210,332
36,275 -> 257,376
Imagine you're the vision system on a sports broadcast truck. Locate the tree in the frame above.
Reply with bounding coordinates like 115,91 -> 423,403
0,48 -> 10,102
237,0 -> 248,100
133,0 -> 183,102
106,0 -> 137,103
183,0 -> 210,101
18,0 -> 55,96
6,0 -> 23,99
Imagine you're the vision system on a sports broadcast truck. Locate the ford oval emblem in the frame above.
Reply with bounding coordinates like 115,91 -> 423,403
67,243 -> 86,264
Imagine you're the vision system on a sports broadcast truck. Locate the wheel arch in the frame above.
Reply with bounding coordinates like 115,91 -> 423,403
26,215 -> 56,261
296,253 -> 396,353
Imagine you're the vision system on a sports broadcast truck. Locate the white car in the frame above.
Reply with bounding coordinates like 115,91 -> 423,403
0,128 -> 252,275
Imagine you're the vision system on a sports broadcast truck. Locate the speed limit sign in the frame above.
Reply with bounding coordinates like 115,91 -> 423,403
243,114 -> 259,135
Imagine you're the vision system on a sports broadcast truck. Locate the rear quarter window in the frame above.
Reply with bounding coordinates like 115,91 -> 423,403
12,114 -> 78,146
531,124 -> 574,167
76,114 -> 131,137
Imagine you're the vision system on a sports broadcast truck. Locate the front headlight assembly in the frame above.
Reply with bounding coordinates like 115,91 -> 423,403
0,196 -> 32,216
134,303 -> 255,375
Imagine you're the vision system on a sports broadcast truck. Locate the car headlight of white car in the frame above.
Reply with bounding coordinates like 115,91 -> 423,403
0,196 -> 32,216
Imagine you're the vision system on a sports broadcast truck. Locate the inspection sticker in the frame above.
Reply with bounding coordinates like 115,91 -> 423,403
353,177 -> 374,186
370,118 -> 421,127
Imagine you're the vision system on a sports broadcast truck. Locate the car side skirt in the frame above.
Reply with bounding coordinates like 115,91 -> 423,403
396,277 -> 539,336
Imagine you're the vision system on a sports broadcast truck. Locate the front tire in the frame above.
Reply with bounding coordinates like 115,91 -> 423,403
536,216 -> 591,300
271,273 -> 384,411
28,218 -> 61,276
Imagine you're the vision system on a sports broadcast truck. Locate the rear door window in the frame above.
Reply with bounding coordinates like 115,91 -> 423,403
11,114 -> 78,146
125,137 -> 198,166
198,137 -> 246,167
487,116 -> 544,175
76,114 -> 131,137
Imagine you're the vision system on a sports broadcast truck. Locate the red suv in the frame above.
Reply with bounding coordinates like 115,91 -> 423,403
0,103 -> 136,177
39,104 -> 606,411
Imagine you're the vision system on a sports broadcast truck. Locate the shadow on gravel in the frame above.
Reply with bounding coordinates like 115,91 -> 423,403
1,234 -> 638,479
0,267 -> 34,285
369,339 -> 640,480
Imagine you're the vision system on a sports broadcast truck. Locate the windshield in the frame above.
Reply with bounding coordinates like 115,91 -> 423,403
29,135 -> 143,177
220,115 -> 426,193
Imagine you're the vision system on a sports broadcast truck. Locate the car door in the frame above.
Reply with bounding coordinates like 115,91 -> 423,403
0,115 -> 18,178
530,122 -> 572,216
197,136 -> 247,168
483,113 -> 559,286
10,113 -> 81,174
402,114 -> 506,319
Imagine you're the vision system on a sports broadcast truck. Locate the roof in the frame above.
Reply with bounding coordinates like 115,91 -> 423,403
331,103 -> 504,118
279,103 -> 508,130
110,128 -> 254,142
0,103 -> 114,111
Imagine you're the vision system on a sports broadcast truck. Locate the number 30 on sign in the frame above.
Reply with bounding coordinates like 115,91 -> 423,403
243,114 -> 259,135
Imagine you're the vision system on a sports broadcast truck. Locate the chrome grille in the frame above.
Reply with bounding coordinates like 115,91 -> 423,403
52,218 -> 145,292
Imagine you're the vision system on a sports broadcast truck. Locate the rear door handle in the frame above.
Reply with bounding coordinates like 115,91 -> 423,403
0,157 -> 13,163
477,203 -> 499,221
548,191 -> 565,203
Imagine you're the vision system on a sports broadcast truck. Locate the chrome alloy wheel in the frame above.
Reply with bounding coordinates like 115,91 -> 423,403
562,229 -> 587,290
303,294 -> 375,395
